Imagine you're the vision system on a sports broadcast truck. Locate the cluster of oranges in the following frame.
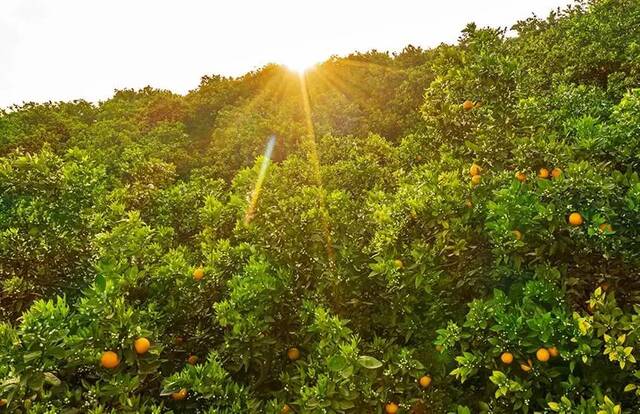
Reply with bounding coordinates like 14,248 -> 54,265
470,163 -> 482,186
100,339 -> 152,390
500,346 -> 559,372
100,338 -> 189,401
472,164 -> 614,232
514,166 -> 562,183
100,337 -> 150,369
381,375 -> 432,413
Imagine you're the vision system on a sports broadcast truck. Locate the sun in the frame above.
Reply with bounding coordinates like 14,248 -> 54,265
281,52 -> 320,74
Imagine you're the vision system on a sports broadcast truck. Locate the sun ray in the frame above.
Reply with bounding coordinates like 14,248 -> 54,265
298,72 -> 335,266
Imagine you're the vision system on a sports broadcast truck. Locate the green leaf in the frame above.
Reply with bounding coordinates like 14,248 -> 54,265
95,274 -> 106,292
327,355 -> 348,372
357,355 -> 382,369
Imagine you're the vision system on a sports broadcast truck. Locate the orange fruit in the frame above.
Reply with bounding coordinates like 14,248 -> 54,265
551,168 -> 563,178
471,175 -> 481,186
600,281 -> 610,291
187,355 -> 199,365
548,347 -> 559,358
469,163 -> 482,176
416,155 -> 423,161
418,375 -> 432,388
500,352 -> 514,365
599,223 -> 613,233
520,360 -> 532,372
100,351 -> 119,369
394,259 -> 404,269
512,230 -> 522,241
280,404 -> 292,414
536,348 -> 550,362
192,267 -> 204,281
568,212 -> 583,226
538,168 -> 549,179
287,347 -> 301,361
0,399 -> 6,407
462,100 -> 474,111
134,337 -> 151,355
385,402 -> 399,414
515,171 -> 526,182
171,388 -> 187,401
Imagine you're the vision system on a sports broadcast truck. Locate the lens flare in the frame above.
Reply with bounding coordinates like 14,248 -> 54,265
244,135 -> 276,224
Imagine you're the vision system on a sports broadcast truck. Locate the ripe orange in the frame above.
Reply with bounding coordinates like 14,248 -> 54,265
500,352 -> 514,365
469,163 -> 482,176
599,223 -> 613,233
515,171 -> 526,182
471,175 -> 481,186
520,360 -> 532,372
512,230 -> 522,241
287,347 -> 301,361
568,212 -> 583,226
538,168 -> 549,179
385,402 -> 399,414
418,375 -> 432,388
551,167 -> 563,178
536,348 -> 550,362
187,355 -> 199,365
171,388 -> 188,401
281,404 -> 292,414
192,267 -> 204,281
394,259 -> 404,269
100,351 -> 119,369
548,347 -> 559,358
134,337 -> 151,355
463,100 -> 474,111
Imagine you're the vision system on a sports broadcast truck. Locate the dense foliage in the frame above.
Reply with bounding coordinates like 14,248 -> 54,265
2,0 -> 640,412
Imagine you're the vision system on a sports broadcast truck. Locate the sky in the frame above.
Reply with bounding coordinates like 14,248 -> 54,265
0,0 -> 574,108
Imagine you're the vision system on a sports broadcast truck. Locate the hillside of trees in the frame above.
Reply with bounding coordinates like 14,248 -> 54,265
2,0 -> 640,412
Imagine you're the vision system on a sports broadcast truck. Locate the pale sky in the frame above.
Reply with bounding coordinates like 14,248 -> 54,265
0,0 -> 574,108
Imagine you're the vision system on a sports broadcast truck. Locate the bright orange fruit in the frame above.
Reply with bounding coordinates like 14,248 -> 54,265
500,352 -> 514,365
538,168 -> 550,179
568,212 -> 583,226
385,402 -> 399,414
536,348 -> 550,362
287,347 -> 301,361
134,337 -> 151,355
100,351 -> 119,369
192,267 -> 204,281
418,375 -> 432,388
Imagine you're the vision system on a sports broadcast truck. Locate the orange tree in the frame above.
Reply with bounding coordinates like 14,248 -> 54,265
1,1 -> 640,413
